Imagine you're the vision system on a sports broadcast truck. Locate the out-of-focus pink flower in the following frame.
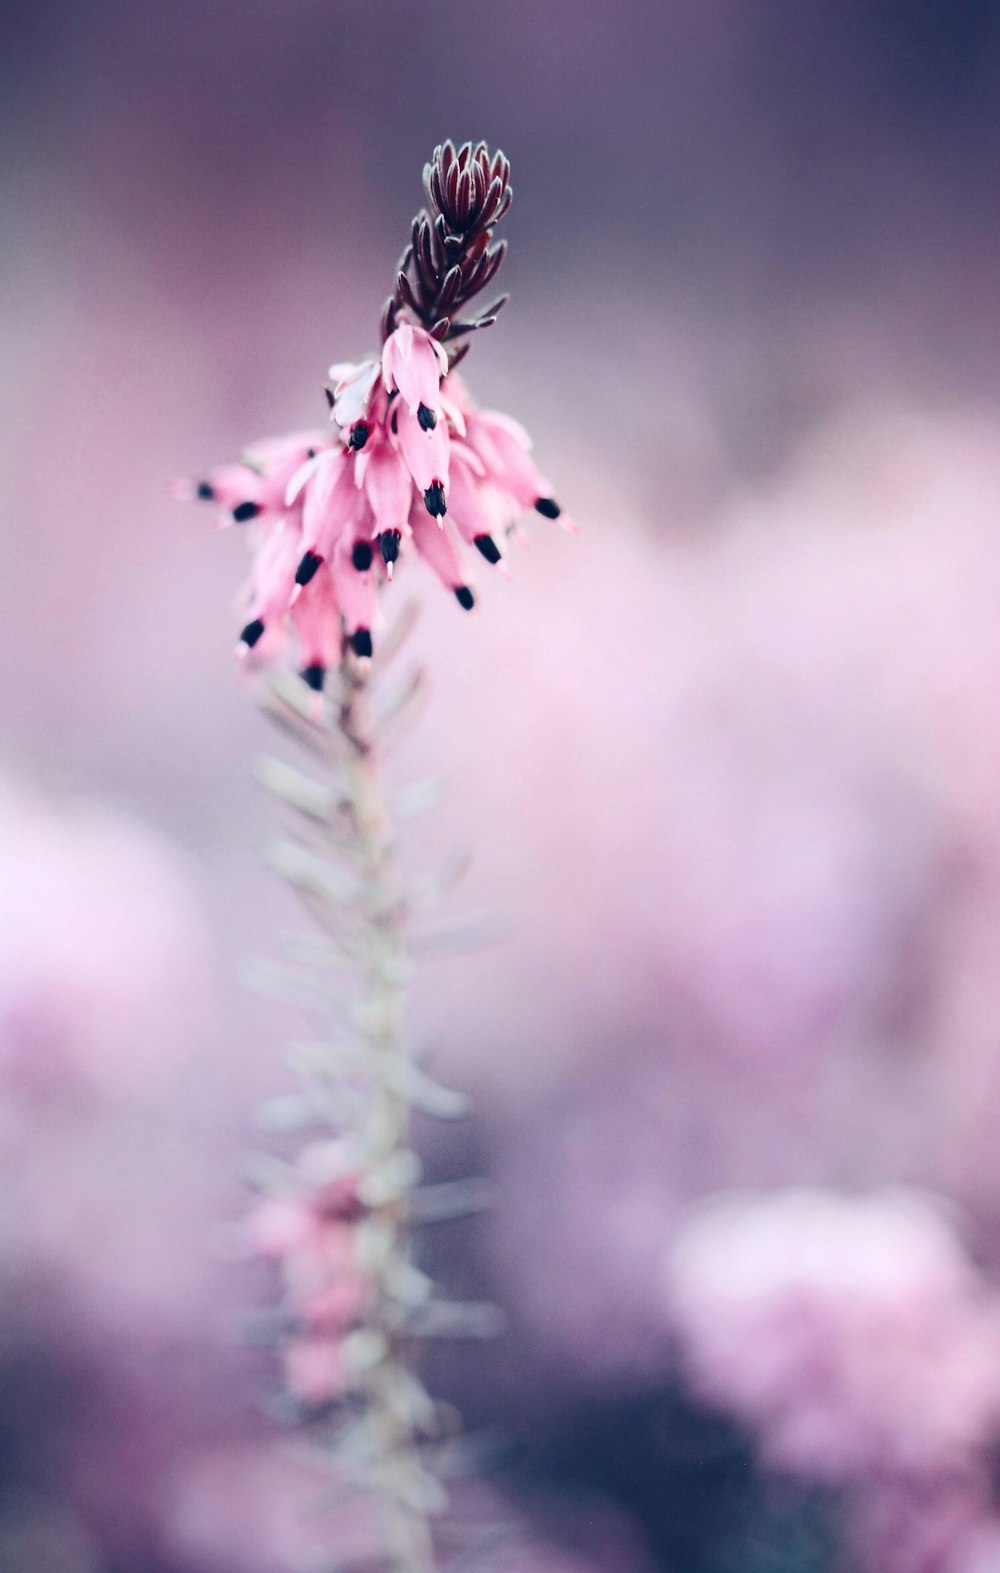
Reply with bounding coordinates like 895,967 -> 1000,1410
667,1188 -> 1000,1570
280,1335 -> 350,1406
667,1187 -> 1000,1482
248,1141 -> 371,1407
0,781 -> 211,1106
161,1442 -> 379,1573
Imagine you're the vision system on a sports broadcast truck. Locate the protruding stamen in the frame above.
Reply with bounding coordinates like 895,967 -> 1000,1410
239,617 -> 266,649
348,421 -> 370,452
232,501 -> 262,523
454,586 -> 475,610
349,628 -> 373,658
196,481 -> 215,501
380,529 -> 402,565
535,497 -> 561,519
423,481 -> 447,518
417,403 -> 437,431
301,664 -> 326,692
324,388 -> 335,408
474,534 -> 501,564
351,540 -> 374,572
295,550 -> 323,587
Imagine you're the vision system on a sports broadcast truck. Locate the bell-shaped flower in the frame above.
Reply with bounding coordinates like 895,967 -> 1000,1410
289,568 -> 343,690
244,431 -> 326,506
289,447 -> 365,566
395,402 -> 451,496
381,322 -> 448,420
173,462 -> 263,521
328,538 -> 380,659
363,439 -> 413,572
186,432 -> 323,528
328,360 -> 379,427
463,405 -> 563,520
409,503 -> 476,611
327,359 -> 386,451
238,520 -> 304,656
446,445 -> 507,565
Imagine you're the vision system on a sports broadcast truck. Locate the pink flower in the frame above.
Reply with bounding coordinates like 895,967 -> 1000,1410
178,430 -> 323,527
395,398 -> 450,495
666,1188 -> 1000,1571
0,782 -> 210,1106
248,1142 -> 371,1407
328,358 -> 383,438
667,1188 -> 1000,1485
381,320 -> 449,419
281,1336 -> 350,1406
180,142 -> 569,677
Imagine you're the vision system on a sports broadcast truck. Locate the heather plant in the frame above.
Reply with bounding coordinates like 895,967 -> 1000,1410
180,142 -> 569,1572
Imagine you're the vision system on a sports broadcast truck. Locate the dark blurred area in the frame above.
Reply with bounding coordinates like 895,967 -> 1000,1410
5,2 -> 1000,1569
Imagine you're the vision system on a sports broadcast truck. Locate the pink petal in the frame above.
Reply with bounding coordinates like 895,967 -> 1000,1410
331,361 -> 379,429
446,448 -> 500,544
396,404 -> 451,492
245,523 -> 301,625
284,452 -> 325,508
188,463 -> 263,517
330,551 -> 379,636
410,507 -> 467,592
467,409 -> 551,508
282,1337 -> 348,1405
440,380 -> 467,437
479,409 -> 533,451
248,1197 -> 315,1260
381,324 -> 446,414
363,441 -> 413,534
289,569 -> 341,671
243,430 -> 325,470
300,451 -> 362,559
396,321 -> 414,362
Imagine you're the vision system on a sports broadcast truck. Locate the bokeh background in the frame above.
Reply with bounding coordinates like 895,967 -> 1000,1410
5,1 -> 1000,1568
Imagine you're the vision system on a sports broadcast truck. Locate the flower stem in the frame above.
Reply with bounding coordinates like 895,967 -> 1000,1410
337,654 -> 437,1573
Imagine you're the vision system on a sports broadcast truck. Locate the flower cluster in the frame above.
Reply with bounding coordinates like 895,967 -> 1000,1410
182,142 -> 567,688
667,1187 -> 1000,1483
667,1188 -> 1000,1572
249,1142 -> 371,1407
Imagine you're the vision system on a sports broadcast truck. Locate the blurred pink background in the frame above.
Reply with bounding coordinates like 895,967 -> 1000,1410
5,1 -> 1000,1568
